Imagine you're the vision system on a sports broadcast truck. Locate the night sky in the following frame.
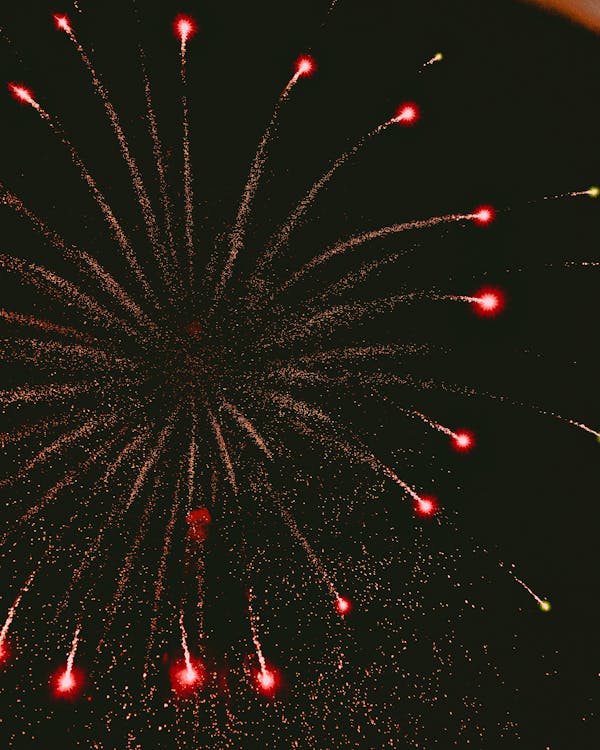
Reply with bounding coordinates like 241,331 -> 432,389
0,0 -> 598,747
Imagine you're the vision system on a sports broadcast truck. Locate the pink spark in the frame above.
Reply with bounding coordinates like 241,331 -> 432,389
295,55 -> 316,77
8,83 -> 36,107
472,287 -> 505,317
472,205 -> 495,225
53,14 -> 72,33
335,596 -> 352,616
415,495 -> 438,518
452,430 -> 475,452
174,14 -> 197,43
394,102 -> 420,124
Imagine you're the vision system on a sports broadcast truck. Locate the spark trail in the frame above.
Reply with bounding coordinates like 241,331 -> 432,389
248,586 -> 277,694
222,400 -> 273,458
0,185 -> 153,330
208,408 -> 238,494
410,410 -> 474,451
0,565 -> 40,658
140,55 -> 179,288
213,55 -> 315,309
55,15 -> 168,281
275,209 -> 491,297
177,16 -> 197,288
259,103 -> 420,274
512,573 -> 551,612
55,415 -> 178,618
54,624 -> 82,696
267,391 -> 433,515
0,252 -> 142,339
273,494 -> 347,612
97,477 -> 160,649
7,84 -> 159,311
144,476 -> 183,693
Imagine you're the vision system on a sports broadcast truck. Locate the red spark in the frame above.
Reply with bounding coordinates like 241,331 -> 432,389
295,55 -> 316,77
335,596 -> 352,616
53,14 -> 72,33
415,495 -> 438,518
254,664 -> 280,696
0,641 -> 11,666
51,666 -> 84,700
472,205 -> 495,225
169,657 -> 205,697
452,430 -> 475,452
174,14 -> 197,43
394,102 -> 420,124
472,286 -> 505,317
8,83 -> 36,106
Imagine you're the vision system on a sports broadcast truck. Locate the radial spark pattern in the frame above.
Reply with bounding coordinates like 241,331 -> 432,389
0,1 -> 598,747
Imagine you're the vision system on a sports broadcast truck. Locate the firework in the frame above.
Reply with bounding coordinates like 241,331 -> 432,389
0,3 -> 596,747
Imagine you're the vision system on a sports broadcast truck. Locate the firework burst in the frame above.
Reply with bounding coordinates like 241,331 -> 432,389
0,1 -> 597,747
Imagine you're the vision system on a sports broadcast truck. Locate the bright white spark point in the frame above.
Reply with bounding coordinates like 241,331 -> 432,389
478,293 -> 499,311
296,56 -> 315,77
9,84 -> 36,106
58,670 -> 75,692
258,669 -> 275,690
394,103 -> 419,124
54,15 -> 72,33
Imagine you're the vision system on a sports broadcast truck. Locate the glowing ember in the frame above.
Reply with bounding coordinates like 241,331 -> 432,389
472,287 -> 505,317
53,14 -> 72,33
0,641 -> 9,666
335,596 -> 352,615
59,670 -> 74,692
415,495 -> 438,517
8,83 -> 36,106
295,55 -> 316,77
175,14 -> 197,43
255,665 -> 280,696
169,657 -> 205,696
452,430 -> 475,452
394,102 -> 420,124
539,600 -> 552,613
472,205 -> 495,225
51,666 -> 84,699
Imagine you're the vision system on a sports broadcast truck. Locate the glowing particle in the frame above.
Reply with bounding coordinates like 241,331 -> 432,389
295,55 -> 316,77
8,83 -> 36,107
53,14 -> 72,33
51,665 -> 84,699
471,287 -> 505,317
58,670 -> 75,692
255,665 -> 280,696
452,430 -> 475,452
0,641 -> 9,666
169,658 -> 205,696
472,205 -> 495,225
174,14 -> 197,43
539,600 -> 551,612
394,102 -> 420,124
52,625 -> 83,699
415,495 -> 438,517
587,186 -> 599,198
335,596 -> 352,616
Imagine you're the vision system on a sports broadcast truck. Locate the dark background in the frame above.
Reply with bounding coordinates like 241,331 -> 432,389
0,0 -> 598,747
